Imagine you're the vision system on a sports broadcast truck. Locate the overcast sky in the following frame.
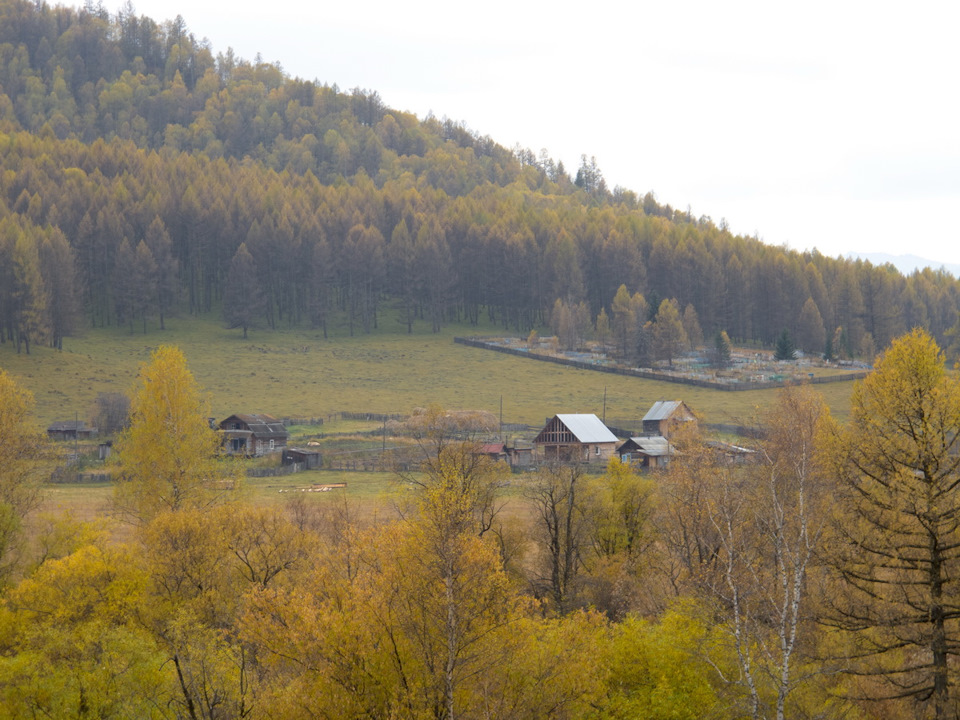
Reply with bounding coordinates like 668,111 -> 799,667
116,0 -> 960,270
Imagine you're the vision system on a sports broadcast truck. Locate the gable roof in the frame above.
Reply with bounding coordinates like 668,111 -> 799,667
643,401 -> 686,423
221,413 -> 288,439
553,414 -> 618,444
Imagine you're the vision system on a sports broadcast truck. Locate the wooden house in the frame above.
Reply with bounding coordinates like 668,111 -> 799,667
618,436 -> 674,469
641,401 -> 697,439
534,414 -> 619,462
47,421 -> 98,441
219,414 -> 288,456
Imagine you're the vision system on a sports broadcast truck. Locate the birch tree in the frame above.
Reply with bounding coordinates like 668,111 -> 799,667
659,386 -> 830,719
113,345 -> 236,524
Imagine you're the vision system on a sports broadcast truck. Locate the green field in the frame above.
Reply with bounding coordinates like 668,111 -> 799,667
0,313 -> 856,432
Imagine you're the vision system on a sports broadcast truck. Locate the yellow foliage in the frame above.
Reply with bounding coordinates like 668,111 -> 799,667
0,369 -> 46,581
113,345 -> 239,523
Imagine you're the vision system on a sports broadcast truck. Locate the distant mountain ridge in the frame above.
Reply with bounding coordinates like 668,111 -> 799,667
848,252 -> 960,278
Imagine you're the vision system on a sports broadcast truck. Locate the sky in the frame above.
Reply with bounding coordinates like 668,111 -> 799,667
114,0 -> 960,271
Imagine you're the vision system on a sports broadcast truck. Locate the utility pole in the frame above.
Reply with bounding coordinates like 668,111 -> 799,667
499,395 -> 503,440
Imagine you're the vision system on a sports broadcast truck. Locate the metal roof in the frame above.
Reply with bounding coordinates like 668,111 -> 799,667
554,414 -> 618,443
642,401 -> 683,423
625,436 -> 673,456
221,413 -> 288,439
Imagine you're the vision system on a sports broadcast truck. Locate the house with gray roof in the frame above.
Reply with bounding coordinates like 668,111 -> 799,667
219,413 -> 288,456
641,400 -> 697,439
618,435 -> 675,469
533,414 -> 619,463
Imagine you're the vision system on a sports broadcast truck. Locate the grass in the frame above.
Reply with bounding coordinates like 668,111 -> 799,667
0,312 -> 856,433
9,311 -> 859,550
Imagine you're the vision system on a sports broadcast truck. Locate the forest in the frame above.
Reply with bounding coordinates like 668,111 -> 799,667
0,0 -> 958,361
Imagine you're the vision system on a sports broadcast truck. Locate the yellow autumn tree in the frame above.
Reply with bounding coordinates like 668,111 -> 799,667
823,329 -> 960,720
0,369 -> 46,581
0,541 -> 172,717
113,345 -> 236,523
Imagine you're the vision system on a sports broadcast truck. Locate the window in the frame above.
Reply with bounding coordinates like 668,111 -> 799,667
270,439 -> 275,450
595,446 -> 601,455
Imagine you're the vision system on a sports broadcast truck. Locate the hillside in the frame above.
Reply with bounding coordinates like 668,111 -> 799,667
0,313 -> 857,430
0,0 -> 958,367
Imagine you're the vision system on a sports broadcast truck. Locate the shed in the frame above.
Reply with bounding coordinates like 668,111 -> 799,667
534,414 -> 618,463
282,447 -> 323,469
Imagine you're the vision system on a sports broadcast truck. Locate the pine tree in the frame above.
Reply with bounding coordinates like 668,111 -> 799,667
710,330 -> 732,370
773,328 -> 795,361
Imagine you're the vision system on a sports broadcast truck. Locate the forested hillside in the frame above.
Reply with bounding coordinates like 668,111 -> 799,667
1,0 -> 958,359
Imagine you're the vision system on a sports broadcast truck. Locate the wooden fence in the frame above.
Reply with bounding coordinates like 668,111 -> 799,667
454,337 -> 868,391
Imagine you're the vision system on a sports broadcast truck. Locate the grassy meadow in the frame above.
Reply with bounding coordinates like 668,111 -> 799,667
0,312 -> 856,432
3,311 -> 861,532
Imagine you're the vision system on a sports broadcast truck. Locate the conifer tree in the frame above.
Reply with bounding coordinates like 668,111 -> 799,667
773,328 -> 795,361
222,242 -> 264,339
824,330 -> 960,719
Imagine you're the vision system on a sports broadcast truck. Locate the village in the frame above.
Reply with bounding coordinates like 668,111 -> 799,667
44,398 -> 755,484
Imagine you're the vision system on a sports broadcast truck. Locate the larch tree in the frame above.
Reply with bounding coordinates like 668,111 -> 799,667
144,217 -> 178,331
682,303 -> 703,350
652,298 -> 688,367
222,241 -> 264,339
113,345 -> 236,524
796,297 -> 826,355
112,237 -> 138,333
132,240 -> 158,334
823,329 -> 960,720
10,228 -> 48,354
38,227 -> 79,351
610,284 -> 637,362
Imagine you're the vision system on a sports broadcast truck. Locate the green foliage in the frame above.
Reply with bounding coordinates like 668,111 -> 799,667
711,329 -> 732,369
773,327 -> 795,361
